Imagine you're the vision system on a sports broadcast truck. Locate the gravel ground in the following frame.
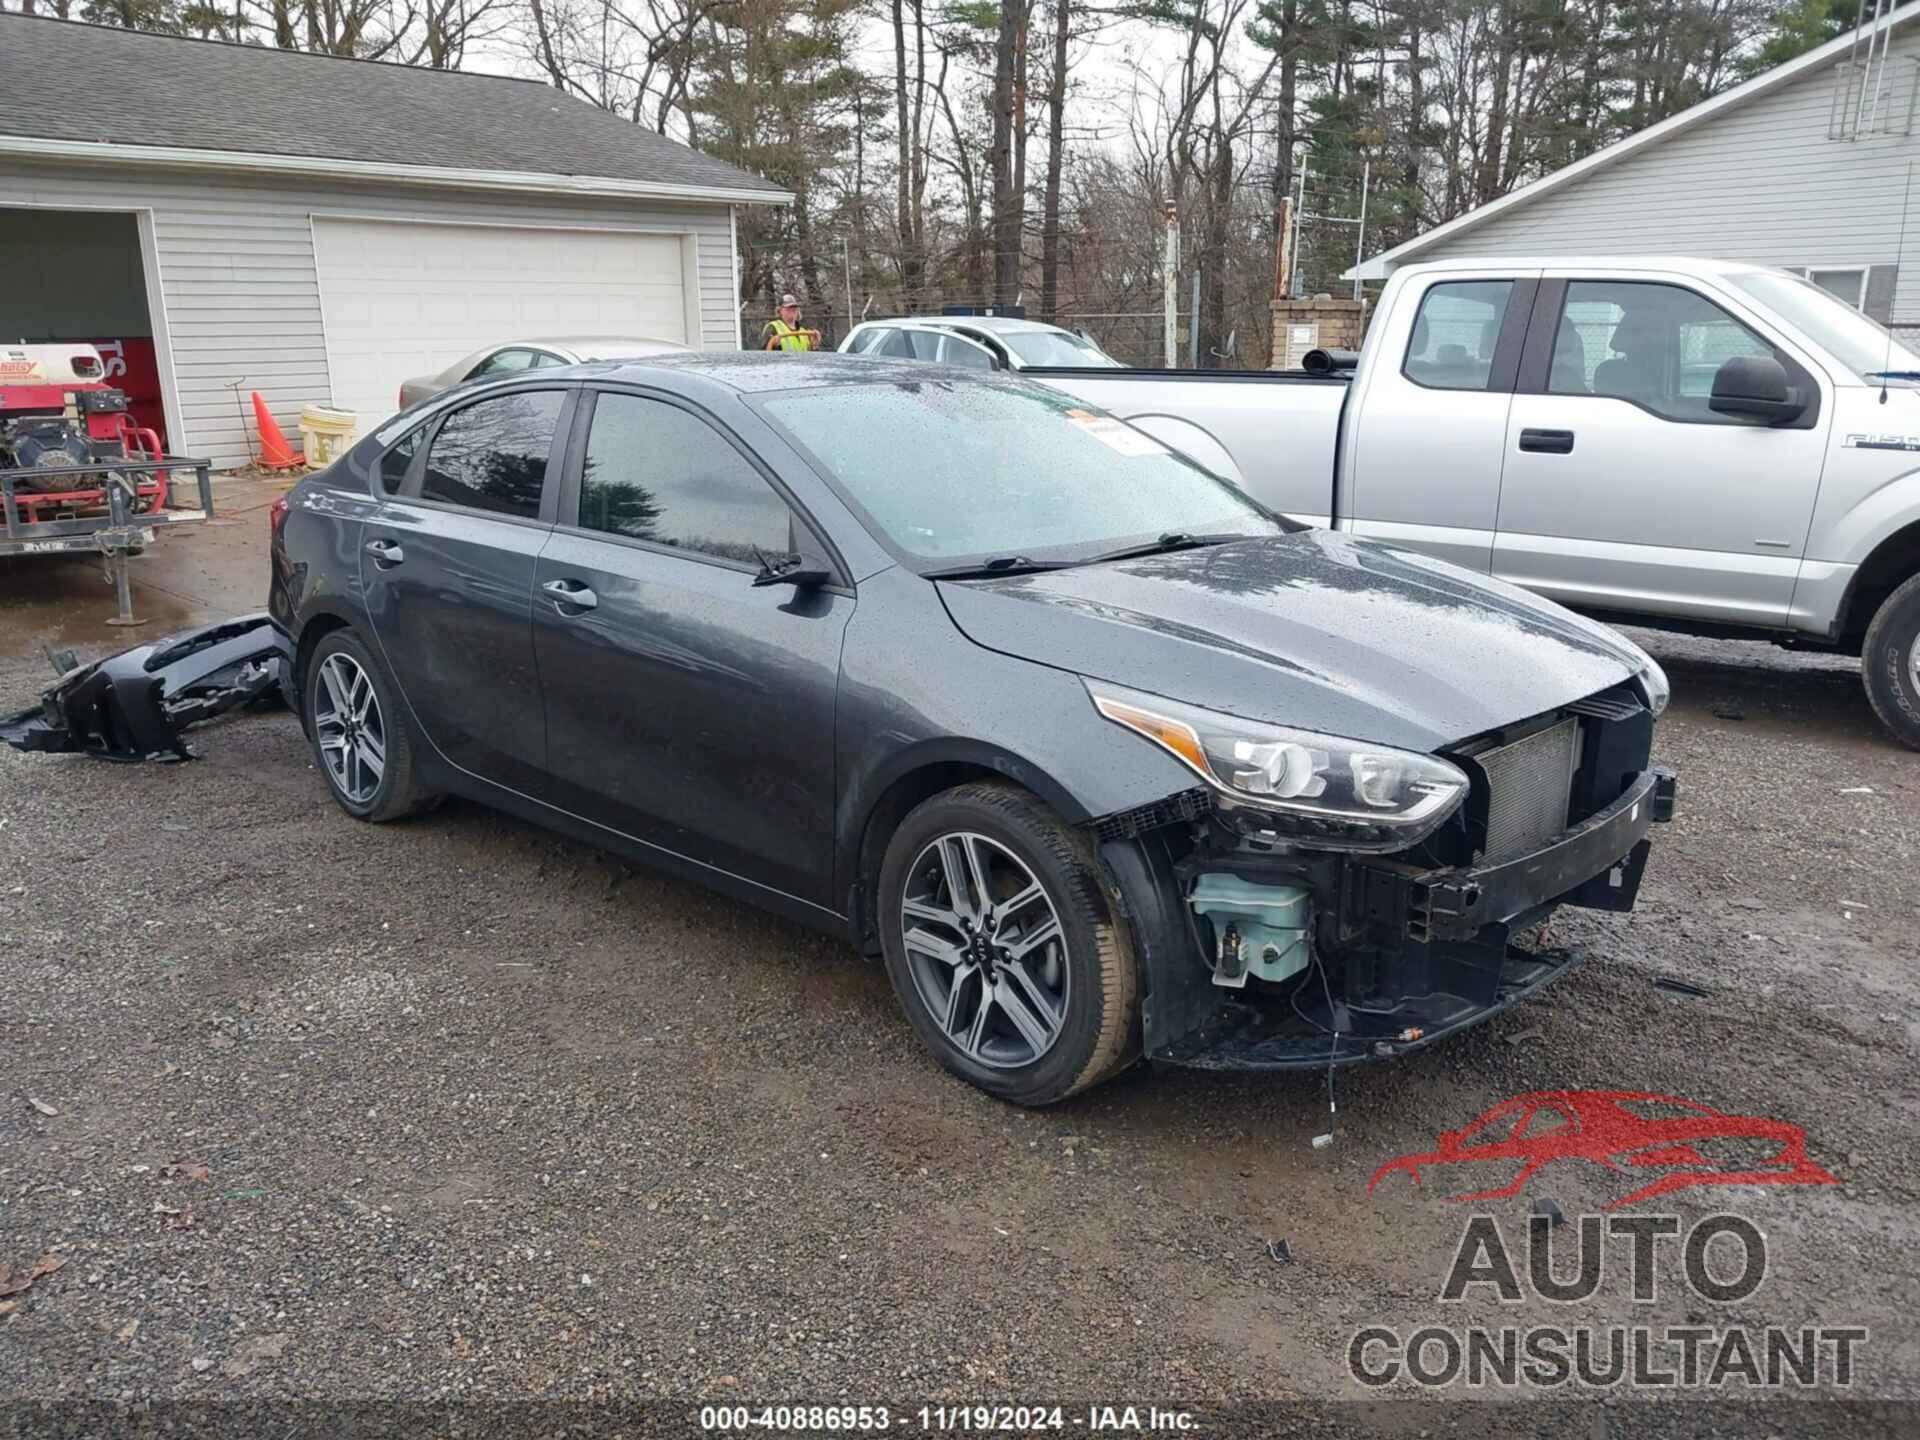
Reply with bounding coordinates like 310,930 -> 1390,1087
1,513 -> 1915,1433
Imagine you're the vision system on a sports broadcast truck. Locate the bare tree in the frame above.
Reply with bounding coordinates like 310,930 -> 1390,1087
989,0 -> 1030,305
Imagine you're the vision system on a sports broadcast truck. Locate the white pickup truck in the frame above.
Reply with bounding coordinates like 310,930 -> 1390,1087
1031,256 -> 1920,749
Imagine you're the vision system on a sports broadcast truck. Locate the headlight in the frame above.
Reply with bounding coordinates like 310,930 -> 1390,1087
1637,657 -> 1670,717
1608,631 -> 1669,717
1087,680 -> 1469,853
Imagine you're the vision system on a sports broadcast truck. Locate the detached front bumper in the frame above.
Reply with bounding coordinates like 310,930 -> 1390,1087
0,614 -> 281,762
1099,766 -> 1678,1073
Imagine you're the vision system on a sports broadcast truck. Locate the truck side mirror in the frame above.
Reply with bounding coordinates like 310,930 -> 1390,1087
1709,355 -> 1805,425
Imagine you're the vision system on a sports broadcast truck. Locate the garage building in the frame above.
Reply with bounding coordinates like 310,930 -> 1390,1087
0,15 -> 789,466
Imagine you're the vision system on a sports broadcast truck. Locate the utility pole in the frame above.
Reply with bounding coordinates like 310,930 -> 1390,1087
1189,270 -> 1201,368
1163,204 -> 1179,367
842,236 -> 855,333
1351,162 -> 1371,303
1288,155 -> 1309,298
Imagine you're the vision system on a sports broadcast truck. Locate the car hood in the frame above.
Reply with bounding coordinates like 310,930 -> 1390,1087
935,531 -> 1647,752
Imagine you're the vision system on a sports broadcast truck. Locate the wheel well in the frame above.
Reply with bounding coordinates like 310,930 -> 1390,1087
1842,519 -> 1920,648
290,613 -> 351,715
850,762 -> 1009,956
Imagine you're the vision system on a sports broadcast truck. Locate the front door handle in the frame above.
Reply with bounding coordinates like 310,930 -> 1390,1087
542,578 -> 599,612
1519,428 -> 1576,455
364,538 -> 405,565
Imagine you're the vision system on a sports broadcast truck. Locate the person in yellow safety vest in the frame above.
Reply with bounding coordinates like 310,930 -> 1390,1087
762,293 -> 823,353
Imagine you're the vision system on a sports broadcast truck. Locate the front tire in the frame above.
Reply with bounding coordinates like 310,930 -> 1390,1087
1862,573 -> 1920,750
304,628 -> 438,821
877,781 -> 1140,1106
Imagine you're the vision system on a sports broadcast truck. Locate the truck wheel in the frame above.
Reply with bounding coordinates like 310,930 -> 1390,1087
304,629 -> 440,821
877,781 -> 1141,1106
1863,572 -> 1920,750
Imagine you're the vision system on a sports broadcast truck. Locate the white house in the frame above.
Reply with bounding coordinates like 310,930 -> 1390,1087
0,15 -> 789,466
1352,10 -> 1920,325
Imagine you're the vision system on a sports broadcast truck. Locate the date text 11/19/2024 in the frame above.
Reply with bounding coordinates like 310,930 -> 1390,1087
699,1404 -> 1199,1432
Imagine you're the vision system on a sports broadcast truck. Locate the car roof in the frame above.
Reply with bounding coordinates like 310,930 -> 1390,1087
429,337 -> 684,381
502,337 -> 684,354
854,316 -> 1073,336
1405,255 -> 1777,280
574,350 -> 1019,394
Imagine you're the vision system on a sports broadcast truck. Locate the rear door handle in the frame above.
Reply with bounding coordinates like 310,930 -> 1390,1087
1519,428 -> 1576,455
542,578 -> 598,612
364,538 -> 405,565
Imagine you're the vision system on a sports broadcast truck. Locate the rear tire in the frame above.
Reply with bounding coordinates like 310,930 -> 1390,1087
303,628 -> 439,821
877,781 -> 1140,1106
1862,573 -> 1920,750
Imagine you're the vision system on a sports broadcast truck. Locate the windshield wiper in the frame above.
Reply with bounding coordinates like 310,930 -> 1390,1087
1078,531 -> 1249,566
923,554 -> 1074,580
1865,370 -> 1920,381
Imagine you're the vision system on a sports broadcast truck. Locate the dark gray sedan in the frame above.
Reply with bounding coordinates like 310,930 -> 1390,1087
269,354 -> 1674,1105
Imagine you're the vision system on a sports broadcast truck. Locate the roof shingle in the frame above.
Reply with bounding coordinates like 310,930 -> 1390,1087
0,15 -> 786,197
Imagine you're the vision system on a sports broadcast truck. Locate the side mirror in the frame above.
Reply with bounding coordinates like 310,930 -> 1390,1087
751,549 -> 830,590
1709,355 -> 1805,424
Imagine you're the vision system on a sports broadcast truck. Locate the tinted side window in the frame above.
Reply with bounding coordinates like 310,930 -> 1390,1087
421,390 -> 564,519
379,429 -> 420,494
1403,280 -> 1514,391
578,392 -> 792,563
865,328 -> 913,359
1550,281 -> 1781,422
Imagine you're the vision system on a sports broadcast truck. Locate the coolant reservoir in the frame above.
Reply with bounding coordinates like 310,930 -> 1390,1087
1188,875 -> 1312,989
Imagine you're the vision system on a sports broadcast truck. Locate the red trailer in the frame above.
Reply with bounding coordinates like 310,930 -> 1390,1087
0,343 -> 212,625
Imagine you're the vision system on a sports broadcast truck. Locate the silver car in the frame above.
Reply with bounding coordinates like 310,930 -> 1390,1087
840,316 -> 1123,370
397,336 -> 685,409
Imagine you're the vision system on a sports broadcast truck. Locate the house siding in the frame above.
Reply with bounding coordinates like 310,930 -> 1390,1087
1411,28 -> 1920,322
0,158 -> 742,467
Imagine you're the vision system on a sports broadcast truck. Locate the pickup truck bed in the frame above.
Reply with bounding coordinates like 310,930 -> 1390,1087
1024,367 -> 1349,526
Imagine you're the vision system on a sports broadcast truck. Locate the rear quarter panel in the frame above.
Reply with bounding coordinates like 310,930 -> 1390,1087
270,448 -> 386,701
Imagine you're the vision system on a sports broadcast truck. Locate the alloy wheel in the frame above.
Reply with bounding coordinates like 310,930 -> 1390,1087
1909,632 -> 1920,697
313,652 -> 386,805
900,832 -> 1069,1069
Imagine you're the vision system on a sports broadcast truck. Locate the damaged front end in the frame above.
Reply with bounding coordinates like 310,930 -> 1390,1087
1091,681 -> 1677,1069
0,614 -> 281,763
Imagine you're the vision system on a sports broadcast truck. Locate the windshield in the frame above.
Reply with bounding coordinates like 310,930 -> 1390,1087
758,379 -> 1281,565
1725,270 -> 1920,381
1004,329 -> 1123,367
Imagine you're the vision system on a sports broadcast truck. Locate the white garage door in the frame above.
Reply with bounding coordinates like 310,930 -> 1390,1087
313,217 -> 692,435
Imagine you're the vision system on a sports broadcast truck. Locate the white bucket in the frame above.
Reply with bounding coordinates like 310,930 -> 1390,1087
300,405 -> 357,470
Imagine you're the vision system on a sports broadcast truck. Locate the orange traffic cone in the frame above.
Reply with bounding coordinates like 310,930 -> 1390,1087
251,392 -> 302,470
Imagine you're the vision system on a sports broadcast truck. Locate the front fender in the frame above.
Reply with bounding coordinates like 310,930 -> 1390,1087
1809,459 -> 1920,567
832,567 -> 1202,913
